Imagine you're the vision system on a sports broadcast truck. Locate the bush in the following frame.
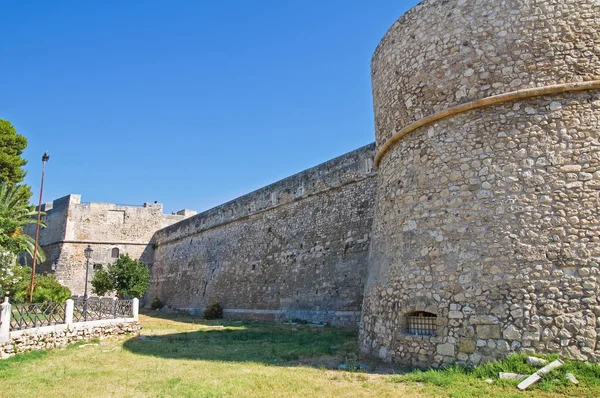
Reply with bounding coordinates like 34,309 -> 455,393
204,301 -> 223,320
27,274 -> 71,303
6,272 -> 71,304
151,296 -> 163,310
91,254 -> 150,298
0,264 -> 30,299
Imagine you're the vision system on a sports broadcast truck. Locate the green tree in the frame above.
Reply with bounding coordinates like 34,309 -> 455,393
0,119 -> 29,187
0,181 -> 45,262
91,254 -> 150,298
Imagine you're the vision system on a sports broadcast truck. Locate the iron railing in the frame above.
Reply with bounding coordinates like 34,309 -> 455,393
10,302 -> 67,330
4,298 -> 134,332
72,297 -> 133,322
115,299 -> 133,317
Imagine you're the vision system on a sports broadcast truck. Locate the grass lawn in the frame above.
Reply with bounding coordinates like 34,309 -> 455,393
0,310 -> 598,397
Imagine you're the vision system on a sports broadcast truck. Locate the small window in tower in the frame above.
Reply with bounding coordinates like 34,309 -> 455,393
406,311 -> 437,336
111,248 -> 120,259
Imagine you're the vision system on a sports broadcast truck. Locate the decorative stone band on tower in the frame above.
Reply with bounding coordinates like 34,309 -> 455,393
359,0 -> 600,367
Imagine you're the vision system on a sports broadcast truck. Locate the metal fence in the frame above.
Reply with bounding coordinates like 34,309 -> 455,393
10,302 -> 67,331
72,296 -> 134,322
1,297 -> 136,333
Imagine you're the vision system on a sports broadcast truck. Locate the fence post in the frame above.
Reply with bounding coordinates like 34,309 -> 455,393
112,297 -> 117,319
132,298 -> 139,320
65,299 -> 74,327
0,297 -> 11,342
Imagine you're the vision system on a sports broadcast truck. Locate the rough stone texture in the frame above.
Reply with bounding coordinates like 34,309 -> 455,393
0,321 -> 141,359
372,0 -> 600,152
25,195 -> 195,295
360,0 -> 600,367
147,144 -> 376,326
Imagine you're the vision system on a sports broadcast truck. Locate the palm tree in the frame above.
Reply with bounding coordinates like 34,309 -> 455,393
0,181 -> 46,263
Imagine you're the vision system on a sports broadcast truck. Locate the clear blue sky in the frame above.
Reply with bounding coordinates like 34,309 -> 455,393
1,1 -> 418,214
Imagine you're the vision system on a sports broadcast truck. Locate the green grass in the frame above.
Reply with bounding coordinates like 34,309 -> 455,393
390,353 -> 600,397
0,310 -> 598,397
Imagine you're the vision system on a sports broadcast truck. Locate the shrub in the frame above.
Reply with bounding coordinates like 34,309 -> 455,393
204,301 -> 223,320
10,272 -> 71,303
0,264 -> 30,299
151,296 -> 163,310
28,274 -> 71,303
91,254 -> 150,298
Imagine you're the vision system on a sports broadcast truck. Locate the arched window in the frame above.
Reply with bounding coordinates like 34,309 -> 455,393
406,311 -> 437,336
111,248 -> 120,259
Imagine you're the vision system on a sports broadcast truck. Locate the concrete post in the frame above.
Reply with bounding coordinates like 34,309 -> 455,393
65,299 -> 74,327
0,297 -> 12,342
132,298 -> 139,320
112,297 -> 118,318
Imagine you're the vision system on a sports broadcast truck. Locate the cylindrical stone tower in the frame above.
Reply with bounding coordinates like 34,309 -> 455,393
360,0 -> 600,367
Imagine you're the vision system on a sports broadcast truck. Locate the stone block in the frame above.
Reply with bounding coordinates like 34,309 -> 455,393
458,339 -> 476,354
436,343 -> 455,357
470,315 -> 499,325
476,325 -> 501,339
503,325 -> 522,340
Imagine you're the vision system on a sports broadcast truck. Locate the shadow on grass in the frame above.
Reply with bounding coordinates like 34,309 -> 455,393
139,308 -> 208,325
125,310 -> 361,368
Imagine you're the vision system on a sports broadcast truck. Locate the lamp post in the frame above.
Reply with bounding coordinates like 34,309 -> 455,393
83,245 -> 93,320
29,151 -> 50,303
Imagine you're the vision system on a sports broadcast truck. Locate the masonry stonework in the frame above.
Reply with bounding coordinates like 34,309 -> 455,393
147,144 -> 376,326
29,195 -> 195,295
359,0 -> 600,367
26,0 -> 600,367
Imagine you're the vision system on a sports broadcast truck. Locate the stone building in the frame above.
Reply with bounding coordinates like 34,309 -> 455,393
27,194 -> 195,295
30,0 -> 600,366
359,0 -> 600,367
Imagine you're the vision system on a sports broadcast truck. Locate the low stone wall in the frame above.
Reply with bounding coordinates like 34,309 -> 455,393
0,319 -> 141,359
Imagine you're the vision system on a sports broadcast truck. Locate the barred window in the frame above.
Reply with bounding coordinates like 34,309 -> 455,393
111,248 -> 120,258
406,311 -> 437,336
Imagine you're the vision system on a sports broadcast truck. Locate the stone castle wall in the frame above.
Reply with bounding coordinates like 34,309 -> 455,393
147,144 -> 376,326
28,195 -> 194,295
22,0 -> 600,366
360,0 -> 600,366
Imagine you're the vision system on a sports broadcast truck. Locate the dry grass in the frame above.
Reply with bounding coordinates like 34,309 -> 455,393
0,311 -> 597,397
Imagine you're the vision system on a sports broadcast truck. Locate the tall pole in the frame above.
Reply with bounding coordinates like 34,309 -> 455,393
29,152 -> 50,303
84,256 -> 90,321
83,245 -> 93,321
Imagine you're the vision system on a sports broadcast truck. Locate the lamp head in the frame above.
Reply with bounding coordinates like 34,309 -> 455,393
84,245 -> 93,260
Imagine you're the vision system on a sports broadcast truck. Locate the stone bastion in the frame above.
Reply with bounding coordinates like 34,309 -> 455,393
359,0 -> 600,367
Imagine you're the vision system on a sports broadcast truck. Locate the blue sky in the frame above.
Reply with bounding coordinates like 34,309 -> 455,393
1,1 -> 419,214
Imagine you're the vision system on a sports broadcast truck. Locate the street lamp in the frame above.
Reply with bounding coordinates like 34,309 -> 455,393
83,245 -> 93,320
29,151 -> 50,302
